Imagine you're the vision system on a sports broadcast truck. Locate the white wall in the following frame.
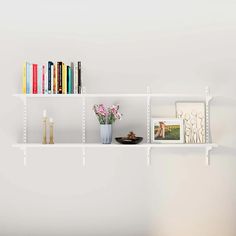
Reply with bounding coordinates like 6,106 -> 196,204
0,0 -> 236,235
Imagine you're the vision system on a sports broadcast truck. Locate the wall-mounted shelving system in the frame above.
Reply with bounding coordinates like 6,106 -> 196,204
12,86 -> 218,166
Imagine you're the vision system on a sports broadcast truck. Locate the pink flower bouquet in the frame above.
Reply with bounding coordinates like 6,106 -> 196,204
93,104 -> 122,124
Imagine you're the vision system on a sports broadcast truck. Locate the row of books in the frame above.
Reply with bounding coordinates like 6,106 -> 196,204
22,61 -> 82,94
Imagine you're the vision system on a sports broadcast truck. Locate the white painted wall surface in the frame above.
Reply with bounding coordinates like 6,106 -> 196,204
0,0 -> 236,235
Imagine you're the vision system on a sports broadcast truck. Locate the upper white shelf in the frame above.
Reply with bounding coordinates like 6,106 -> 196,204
13,93 -> 206,100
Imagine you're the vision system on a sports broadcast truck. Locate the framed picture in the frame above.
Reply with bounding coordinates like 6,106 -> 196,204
175,102 -> 206,143
151,118 -> 184,143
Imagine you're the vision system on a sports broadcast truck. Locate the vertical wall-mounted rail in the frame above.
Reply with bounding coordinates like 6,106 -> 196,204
146,86 -> 151,166
205,86 -> 212,166
22,96 -> 27,166
82,87 -> 86,166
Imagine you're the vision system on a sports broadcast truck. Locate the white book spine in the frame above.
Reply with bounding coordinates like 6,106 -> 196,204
30,64 -> 33,94
45,64 -> 48,94
74,64 -> 78,94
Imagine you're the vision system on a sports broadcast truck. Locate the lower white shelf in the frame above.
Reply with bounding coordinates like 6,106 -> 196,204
12,143 -> 218,166
12,143 -> 218,148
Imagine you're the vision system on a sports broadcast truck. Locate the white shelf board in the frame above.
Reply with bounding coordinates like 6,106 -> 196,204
13,93 -> 205,99
12,143 -> 218,148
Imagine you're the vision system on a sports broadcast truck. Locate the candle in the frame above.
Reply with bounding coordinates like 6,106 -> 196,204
43,110 -> 47,118
49,118 -> 53,123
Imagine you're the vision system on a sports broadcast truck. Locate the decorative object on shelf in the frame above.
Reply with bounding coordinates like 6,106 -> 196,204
49,118 -> 54,144
176,102 -> 206,143
151,118 -> 184,144
93,104 -> 122,144
115,131 -> 143,145
42,110 -> 47,144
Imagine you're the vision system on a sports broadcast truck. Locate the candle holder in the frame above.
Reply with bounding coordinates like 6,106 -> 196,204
49,118 -> 54,144
42,110 -> 47,144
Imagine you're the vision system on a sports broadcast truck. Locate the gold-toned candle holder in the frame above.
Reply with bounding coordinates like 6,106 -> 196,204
49,118 -> 54,144
42,110 -> 47,144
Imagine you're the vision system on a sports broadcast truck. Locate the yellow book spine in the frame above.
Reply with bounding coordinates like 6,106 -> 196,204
62,63 -> 67,94
22,63 -> 26,94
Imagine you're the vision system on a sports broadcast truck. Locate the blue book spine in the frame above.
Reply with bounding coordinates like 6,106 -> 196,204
26,63 -> 31,94
48,61 -> 53,94
37,65 -> 42,94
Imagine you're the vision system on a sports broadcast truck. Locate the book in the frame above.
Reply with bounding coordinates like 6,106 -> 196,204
67,66 -> 72,94
53,64 -> 57,94
42,65 -> 45,94
37,65 -> 42,94
62,63 -> 67,94
22,63 -> 27,94
57,62 -> 62,94
45,64 -> 48,94
32,64 -> 38,94
70,62 -> 74,94
51,64 -> 54,95
26,63 -> 31,94
48,61 -> 53,94
78,61 -> 81,93
74,63 -> 78,94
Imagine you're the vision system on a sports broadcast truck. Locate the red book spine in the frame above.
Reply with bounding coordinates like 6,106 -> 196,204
42,65 -> 45,94
33,64 -> 38,94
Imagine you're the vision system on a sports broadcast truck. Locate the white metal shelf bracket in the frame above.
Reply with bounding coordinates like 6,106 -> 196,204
205,146 -> 213,166
146,86 -> 151,144
22,96 -> 27,166
82,86 -> 86,166
147,147 -> 152,166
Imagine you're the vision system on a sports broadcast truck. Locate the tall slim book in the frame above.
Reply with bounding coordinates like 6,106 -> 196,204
37,65 -> 42,94
51,64 -> 54,95
26,63 -> 31,94
62,63 -> 67,94
57,62 -> 62,94
78,61 -> 81,93
74,63 -> 78,94
48,61 -> 53,94
67,66 -> 72,94
53,64 -> 57,94
22,63 -> 27,94
70,62 -> 74,94
45,64 -> 48,94
32,64 -> 38,94
42,65 -> 46,94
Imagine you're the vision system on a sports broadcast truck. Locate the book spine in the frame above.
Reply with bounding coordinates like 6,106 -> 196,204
30,64 -> 33,94
53,64 -> 57,94
74,64 -> 78,94
67,66 -> 72,94
58,62 -> 62,94
22,63 -> 26,94
48,61 -> 53,94
26,63 -> 31,94
51,64 -> 54,94
62,63 -> 67,94
32,64 -> 38,94
42,65 -> 45,94
37,65 -> 42,94
78,61 -> 81,93
70,62 -> 74,94
45,64 -> 48,94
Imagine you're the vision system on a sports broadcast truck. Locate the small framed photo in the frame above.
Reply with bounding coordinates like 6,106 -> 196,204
151,118 -> 184,143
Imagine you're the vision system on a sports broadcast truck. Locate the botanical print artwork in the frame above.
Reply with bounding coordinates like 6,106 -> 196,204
151,118 -> 184,144
176,102 -> 206,144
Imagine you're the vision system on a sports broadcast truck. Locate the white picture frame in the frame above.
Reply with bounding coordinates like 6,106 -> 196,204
151,118 -> 184,144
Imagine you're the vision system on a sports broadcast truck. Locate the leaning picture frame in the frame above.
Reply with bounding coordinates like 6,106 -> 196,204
151,118 -> 184,144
